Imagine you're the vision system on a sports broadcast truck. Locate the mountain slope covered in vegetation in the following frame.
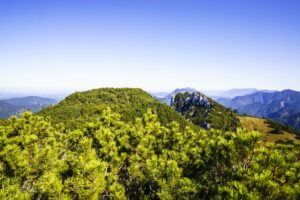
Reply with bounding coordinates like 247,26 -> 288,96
172,91 -> 240,131
38,88 -> 195,129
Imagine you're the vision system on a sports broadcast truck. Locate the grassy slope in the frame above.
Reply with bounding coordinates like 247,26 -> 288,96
38,88 -> 196,130
239,116 -> 299,143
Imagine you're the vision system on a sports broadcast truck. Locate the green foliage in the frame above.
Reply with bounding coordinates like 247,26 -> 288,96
38,88 -> 195,130
1,110 -> 299,199
0,119 -> 6,126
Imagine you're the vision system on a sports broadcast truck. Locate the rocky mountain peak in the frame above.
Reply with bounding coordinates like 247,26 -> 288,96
170,88 -> 196,106
186,91 -> 211,107
171,90 -> 211,107
171,90 -> 239,131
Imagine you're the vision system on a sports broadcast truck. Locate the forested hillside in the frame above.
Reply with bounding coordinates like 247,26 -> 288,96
38,88 -> 195,130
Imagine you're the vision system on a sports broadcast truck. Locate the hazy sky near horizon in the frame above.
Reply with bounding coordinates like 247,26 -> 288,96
0,0 -> 300,92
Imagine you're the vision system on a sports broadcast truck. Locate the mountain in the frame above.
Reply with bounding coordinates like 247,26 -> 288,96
209,88 -> 259,99
3,96 -> 57,112
219,89 -> 300,130
206,88 -> 278,100
171,91 -> 240,131
155,87 -> 196,105
0,101 -> 21,118
155,88 -> 277,104
38,88 -> 196,129
149,91 -> 169,98
0,96 -> 57,118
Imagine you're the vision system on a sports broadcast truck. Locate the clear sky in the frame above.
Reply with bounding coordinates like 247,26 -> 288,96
0,0 -> 299,93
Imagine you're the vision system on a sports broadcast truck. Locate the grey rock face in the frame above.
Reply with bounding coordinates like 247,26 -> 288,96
171,91 -> 211,109
187,92 -> 211,107
170,88 -> 196,106
172,91 -> 214,130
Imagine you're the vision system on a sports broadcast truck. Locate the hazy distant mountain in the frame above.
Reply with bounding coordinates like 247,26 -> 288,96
219,88 -> 259,98
205,88 -> 278,100
0,101 -> 21,118
154,88 -> 269,105
0,96 -> 57,118
155,87 -> 196,105
218,89 -> 300,130
149,92 -> 169,98
3,96 -> 57,112
0,90 -> 70,101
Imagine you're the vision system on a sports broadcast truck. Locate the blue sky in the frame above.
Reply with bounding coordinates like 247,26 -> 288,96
0,0 -> 299,93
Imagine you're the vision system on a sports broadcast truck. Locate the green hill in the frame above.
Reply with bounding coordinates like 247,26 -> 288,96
172,91 -> 240,132
38,88 -> 195,129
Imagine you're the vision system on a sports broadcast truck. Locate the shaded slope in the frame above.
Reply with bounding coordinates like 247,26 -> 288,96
38,88 -> 195,129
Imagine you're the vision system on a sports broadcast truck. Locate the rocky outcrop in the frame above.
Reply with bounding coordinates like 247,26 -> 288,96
172,90 -> 239,131
172,91 -> 211,110
172,91 -> 213,129
169,88 -> 196,106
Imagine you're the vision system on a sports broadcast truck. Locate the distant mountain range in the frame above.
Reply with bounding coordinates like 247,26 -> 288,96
216,89 -> 300,130
2,88 -> 300,131
0,96 -> 57,118
152,88 -> 300,131
203,88 -> 260,99
153,88 -> 278,104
